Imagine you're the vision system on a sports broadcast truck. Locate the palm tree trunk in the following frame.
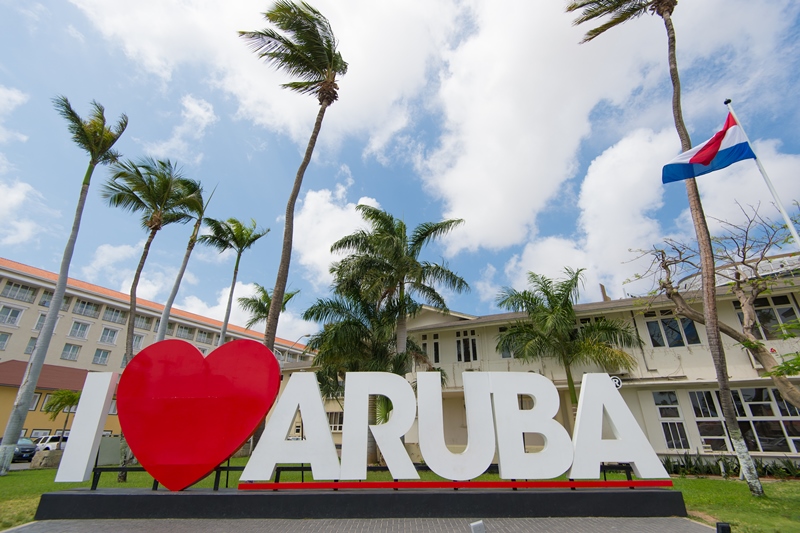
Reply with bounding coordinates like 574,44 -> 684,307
119,226 -> 158,482
396,283 -> 408,355
60,412 -> 71,450
662,11 -> 762,496
156,218 -> 201,342
124,227 -> 159,366
219,253 -> 241,346
0,163 -> 95,475
264,103 -> 329,351
564,363 -> 578,408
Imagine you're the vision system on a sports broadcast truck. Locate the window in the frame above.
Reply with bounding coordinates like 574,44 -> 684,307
133,333 -> 144,351
328,412 -> 344,432
0,332 -> 9,350
1,282 -> 36,303
99,327 -> 118,345
196,330 -> 212,344
93,349 -> 110,366
0,305 -> 22,326
134,315 -> 152,330
176,325 -> 194,340
433,333 -> 440,364
38,291 -> 52,307
691,388 -> 800,454
33,313 -> 46,331
653,391 -> 689,449
689,391 -> 727,451
73,300 -> 100,318
39,291 -> 71,311
733,296 -> 799,340
68,321 -> 90,339
644,310 -> 701,348
30,429 -> 50,439
154,319 -> 174,335
109,400 -> 117,415
40,394 -> 53,411
103,307 -> 127,325
456,330 -> 478,362
197,347 -> 207,355
499,327 -> 512,358
61,343 -> 81,361
24,337 -> 36,354
29,392 -> 41,411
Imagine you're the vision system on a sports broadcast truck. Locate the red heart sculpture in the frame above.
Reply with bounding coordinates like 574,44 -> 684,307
117,339 -> 280,491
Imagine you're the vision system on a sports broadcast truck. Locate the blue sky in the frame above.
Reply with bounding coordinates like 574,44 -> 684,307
2,0 -> 800,341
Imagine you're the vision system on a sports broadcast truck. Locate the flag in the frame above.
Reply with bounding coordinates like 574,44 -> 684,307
662,113 -> 756,184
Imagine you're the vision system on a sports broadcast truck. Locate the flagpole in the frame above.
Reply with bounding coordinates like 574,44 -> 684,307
724,99 -> 800,250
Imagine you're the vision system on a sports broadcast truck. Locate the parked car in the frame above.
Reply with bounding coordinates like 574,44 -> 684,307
0,437 -> 38,462
33,435 -> 68,452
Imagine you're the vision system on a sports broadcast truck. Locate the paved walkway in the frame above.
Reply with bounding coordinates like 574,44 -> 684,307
9,517 -> 713,532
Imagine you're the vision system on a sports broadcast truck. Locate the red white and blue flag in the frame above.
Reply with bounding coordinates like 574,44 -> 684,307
662,113 -> 756,184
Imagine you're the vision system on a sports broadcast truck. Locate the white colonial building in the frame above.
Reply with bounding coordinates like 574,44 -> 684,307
399,283 -> 800,461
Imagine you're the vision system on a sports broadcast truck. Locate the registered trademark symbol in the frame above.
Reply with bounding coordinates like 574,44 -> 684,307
610,376 -> 623,389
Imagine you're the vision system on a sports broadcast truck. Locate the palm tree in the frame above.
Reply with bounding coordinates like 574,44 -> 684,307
102,158 -> 197,365
41,390 -> 81,450
0,97 -> 126,475
199,218 -> 269,345
155,182 -> 211,342
567,0 -> 764,496
496,268 -> 639,407
240,0 -> 348,352
330,205 -> 469,355
237,284 -> 299,345
303,289 -> 408,461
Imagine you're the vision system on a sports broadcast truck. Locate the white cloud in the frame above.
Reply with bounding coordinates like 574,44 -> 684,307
474,264 -> 501,304
502,128 -> 679,301
66,0 -> 462,159
0,153 -> 13,175
177,282 -> 252,326
294,167 -> 380,289
66,24 -> 85,43
0,180 -> 47,246
65,0 -> 800,308
142,94 -> 218,164
80,240 -> 190,301
81,242 -> 140,282
0,86 -> 29,144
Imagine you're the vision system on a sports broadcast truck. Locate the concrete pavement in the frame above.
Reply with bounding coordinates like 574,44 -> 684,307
8,517 -> 713,532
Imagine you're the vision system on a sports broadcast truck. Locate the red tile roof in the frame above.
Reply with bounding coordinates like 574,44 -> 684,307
0,360 -> 88,391
0,257 -> 304,349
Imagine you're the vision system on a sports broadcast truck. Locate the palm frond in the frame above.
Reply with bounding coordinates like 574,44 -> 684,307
566,0 -> 654,43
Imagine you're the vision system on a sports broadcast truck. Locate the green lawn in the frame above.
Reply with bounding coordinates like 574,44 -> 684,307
1,465 -> 799,532
670,478 -> 800,532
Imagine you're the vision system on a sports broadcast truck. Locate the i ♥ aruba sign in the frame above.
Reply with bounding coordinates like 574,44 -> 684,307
56,339 -> 668,491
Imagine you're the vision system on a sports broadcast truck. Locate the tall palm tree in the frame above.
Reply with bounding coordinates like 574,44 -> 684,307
496,268 -> 639,407
238,284 -> 299,345
330,205 -> 469,355
240,0 -> 348,352
0,97 -> 126,475
41,390 -> 81,450
155,182 -> 211,342
102,158 -> 196,365
566,0 -> 764,496
199,218 -> 269,345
